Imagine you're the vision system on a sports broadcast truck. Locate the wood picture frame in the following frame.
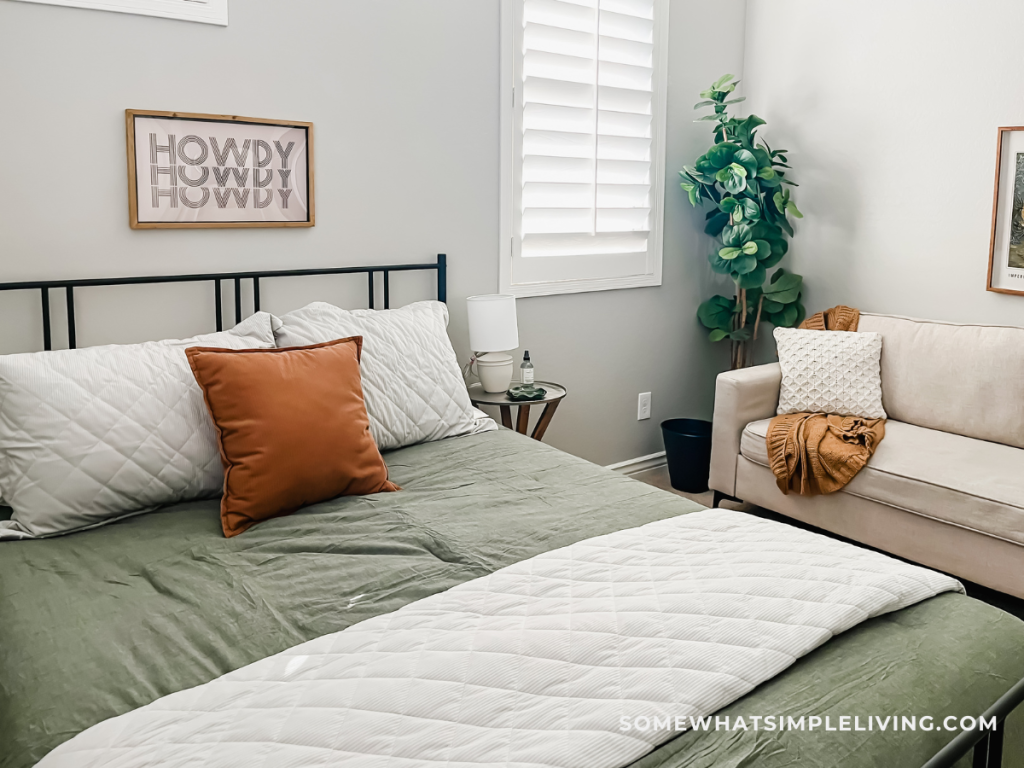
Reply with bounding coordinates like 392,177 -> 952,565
10,0 -> 229,26
987,126 -> 1024,295
125,110 -> 315,230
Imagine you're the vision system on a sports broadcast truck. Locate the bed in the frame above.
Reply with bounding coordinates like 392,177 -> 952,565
1,261 -> 1023,768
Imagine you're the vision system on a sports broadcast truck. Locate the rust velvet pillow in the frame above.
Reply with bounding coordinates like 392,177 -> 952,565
186,337 -> 398,537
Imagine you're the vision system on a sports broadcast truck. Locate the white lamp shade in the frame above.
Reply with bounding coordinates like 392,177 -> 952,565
467,294 -> 519,352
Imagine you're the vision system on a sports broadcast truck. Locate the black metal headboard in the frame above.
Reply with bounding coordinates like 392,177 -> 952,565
0,254 -> 447,351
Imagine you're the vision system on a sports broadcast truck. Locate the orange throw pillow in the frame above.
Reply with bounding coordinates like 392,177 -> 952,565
186,336 -> 398,537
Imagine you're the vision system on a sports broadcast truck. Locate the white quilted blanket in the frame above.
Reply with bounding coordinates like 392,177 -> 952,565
37,509 -> 962,768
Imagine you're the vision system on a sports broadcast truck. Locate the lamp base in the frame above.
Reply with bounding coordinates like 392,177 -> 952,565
476,352 -> 514,393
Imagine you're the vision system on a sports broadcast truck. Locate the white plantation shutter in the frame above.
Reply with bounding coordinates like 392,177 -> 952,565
501,0 -> 668,297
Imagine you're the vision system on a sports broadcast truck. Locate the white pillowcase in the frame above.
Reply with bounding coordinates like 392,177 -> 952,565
272,301 -> 496,450
0,314 -> 276,540
775,327 -> 886,419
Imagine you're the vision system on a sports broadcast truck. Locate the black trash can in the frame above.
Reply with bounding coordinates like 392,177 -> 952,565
661,418 -> 713,493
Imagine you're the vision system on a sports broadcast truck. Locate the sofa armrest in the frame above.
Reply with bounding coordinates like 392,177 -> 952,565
709,363 -> 782,497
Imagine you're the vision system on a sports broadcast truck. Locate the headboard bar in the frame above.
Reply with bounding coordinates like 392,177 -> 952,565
0,254 -> 447,351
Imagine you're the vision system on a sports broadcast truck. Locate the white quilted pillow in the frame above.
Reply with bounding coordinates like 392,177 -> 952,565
272,301 -> 496,451
0,314 -> 276,540
775,327 -> 886,419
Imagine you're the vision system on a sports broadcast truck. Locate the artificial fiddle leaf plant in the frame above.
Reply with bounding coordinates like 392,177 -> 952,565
681,74 -> 806,369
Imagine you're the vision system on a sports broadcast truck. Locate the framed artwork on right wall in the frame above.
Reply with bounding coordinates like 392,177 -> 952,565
988,126 -> 1024,295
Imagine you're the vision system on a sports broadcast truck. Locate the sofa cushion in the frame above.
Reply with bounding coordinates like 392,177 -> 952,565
857,314 -> 1024,450
741,418 -> 1024,547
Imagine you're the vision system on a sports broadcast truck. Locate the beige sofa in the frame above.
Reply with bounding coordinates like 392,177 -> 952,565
709,312 -> 1024,599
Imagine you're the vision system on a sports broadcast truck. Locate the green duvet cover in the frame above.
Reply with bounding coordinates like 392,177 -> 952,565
2,429 -> 1022,768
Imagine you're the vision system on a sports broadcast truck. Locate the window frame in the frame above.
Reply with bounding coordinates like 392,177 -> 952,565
499,0 -> 670,298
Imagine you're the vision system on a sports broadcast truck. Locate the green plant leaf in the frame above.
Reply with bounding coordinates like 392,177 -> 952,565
695,154 -> 715,172
786,201 -> 804,219
741,241 -> 759,256
759,247 -> 786,269
741,198 -> 761,221
741,114 -> 767,133
722,222 -> 752,247
732,253 -> 758,275
707,142 -> 740,169
697,295 -> 735,331
718,197 -> 739,213
712,73 -> 735,89
717,165 -> 747,194
722,97 -> 746,105
708,329 -> 729,342
707,250 -> 733,274
704,211 -> 729,236
729,327 -> 752,341
696,114 -> 723,122
719,246 -> 742,260
765,235 -> 789,258
681,166 -> 710,184
736,263 -> 767,289
794,301 -> 807,327
762,299 -> 784,313
751,239 -> 771,258
693,100 -> 716,109
758,174 -> 782,188
748,221 -> 776,240
769,304 -> 799,327
733,149 -> 758,177
763,271 -> 803,303
757,167 -> 776,180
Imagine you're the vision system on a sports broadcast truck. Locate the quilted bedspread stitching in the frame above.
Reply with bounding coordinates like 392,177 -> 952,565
35,509 -> 963,768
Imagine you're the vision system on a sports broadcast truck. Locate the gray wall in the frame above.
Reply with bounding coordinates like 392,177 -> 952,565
0,0 -> 746,466
743,0 -> 1024,328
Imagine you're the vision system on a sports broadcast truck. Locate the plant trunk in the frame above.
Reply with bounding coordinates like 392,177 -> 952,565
729,291 -> 751,371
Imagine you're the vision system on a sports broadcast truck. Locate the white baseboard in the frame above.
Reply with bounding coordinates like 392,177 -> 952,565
605,451 -> 667,475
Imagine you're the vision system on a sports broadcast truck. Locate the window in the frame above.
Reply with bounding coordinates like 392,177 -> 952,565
500,0 -> 669,297
11,0 -> 228,25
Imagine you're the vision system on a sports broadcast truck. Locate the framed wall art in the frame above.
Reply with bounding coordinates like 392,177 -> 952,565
9,0 -> 228,26
125,110 -> 314,229
987,126 -> 1024,295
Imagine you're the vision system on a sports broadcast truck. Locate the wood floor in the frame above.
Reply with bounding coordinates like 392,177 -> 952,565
628,465 -> 1024,621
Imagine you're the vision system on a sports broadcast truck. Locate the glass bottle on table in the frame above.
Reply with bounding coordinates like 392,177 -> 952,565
520,351 -> 534,385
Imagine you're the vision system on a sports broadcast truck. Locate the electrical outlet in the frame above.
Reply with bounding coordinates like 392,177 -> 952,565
637,392 -> 652,421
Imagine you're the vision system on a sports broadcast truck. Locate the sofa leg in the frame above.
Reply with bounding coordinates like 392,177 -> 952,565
712,491 -> 740,508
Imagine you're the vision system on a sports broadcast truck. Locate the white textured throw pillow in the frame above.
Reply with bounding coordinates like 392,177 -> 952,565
0,314 -> 276,540
273,301 -> 496,451
775,327 -> 886,419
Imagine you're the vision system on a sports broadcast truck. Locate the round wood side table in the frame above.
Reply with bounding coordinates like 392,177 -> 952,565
467,381 -> 567,442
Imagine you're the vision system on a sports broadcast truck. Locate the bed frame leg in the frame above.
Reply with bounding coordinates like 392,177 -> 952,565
973,733 -> 990,768
973,722 -> 1005,768
989,721 -> 1004,767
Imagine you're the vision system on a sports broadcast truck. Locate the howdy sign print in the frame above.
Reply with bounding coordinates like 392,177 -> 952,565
126,111 -> 314,228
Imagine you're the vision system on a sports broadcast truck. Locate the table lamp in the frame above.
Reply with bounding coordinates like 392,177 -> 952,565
467,294 -> 519,393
